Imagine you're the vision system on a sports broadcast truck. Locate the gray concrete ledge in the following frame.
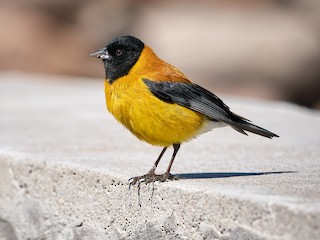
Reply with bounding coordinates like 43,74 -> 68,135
0,72 -> 319,240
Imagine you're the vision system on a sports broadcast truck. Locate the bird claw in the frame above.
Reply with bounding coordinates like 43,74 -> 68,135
128,172 -> 179,207
129,171 -> 178,188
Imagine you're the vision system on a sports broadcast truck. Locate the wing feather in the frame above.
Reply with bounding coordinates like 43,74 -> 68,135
143,78 -> 233,123
143,78 -> 279,138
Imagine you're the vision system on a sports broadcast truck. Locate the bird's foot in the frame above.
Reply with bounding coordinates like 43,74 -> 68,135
129,171 -> 179,207
129,171 -> 178,187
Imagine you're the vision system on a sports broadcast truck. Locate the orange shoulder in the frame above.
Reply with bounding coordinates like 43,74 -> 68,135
130,45 -> 191,84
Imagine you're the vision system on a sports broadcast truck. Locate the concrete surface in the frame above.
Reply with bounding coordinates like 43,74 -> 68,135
0,72 -> 319,240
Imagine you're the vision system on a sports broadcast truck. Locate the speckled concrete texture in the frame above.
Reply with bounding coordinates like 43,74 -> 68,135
0,73 -> 319,240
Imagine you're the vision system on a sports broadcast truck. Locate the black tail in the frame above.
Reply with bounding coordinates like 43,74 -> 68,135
229,114 -> 279,139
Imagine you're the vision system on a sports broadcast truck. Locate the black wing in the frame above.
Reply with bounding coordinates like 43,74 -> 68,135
143,79 -> 234,122
143,78 -> 279,138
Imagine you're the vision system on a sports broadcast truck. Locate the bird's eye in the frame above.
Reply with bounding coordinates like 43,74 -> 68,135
115,49 -> 123,56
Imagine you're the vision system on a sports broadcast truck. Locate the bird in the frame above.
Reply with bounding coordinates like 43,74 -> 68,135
90,35 -> 278,185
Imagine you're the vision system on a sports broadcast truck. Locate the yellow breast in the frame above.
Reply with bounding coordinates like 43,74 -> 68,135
104,77 -> 206,147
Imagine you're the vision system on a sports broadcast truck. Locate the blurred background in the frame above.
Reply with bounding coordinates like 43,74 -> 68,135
1,0 -> 319,108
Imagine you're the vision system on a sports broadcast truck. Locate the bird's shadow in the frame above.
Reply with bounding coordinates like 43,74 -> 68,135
174,171 -> 296,179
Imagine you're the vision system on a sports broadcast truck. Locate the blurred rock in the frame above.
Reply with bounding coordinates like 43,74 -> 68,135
132,1 -> 320,108
0,0 -> 319,108
0,0 -> 135,76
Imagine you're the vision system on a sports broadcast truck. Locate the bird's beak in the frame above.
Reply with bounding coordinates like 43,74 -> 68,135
90,47 -> 110,60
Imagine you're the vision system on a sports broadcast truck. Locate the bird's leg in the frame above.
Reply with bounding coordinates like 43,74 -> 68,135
162,143 -> 180,180
165,144 -> 180,174
151,144 -> 180,182
147,146 -> 168,175
129,147 -> 167,186
129,144 -> 180,187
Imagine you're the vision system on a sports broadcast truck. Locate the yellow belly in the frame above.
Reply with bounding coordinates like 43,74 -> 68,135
104,78 -> 206,146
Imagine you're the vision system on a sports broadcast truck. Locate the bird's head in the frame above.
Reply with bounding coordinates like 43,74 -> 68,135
90,35 -> 144,83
